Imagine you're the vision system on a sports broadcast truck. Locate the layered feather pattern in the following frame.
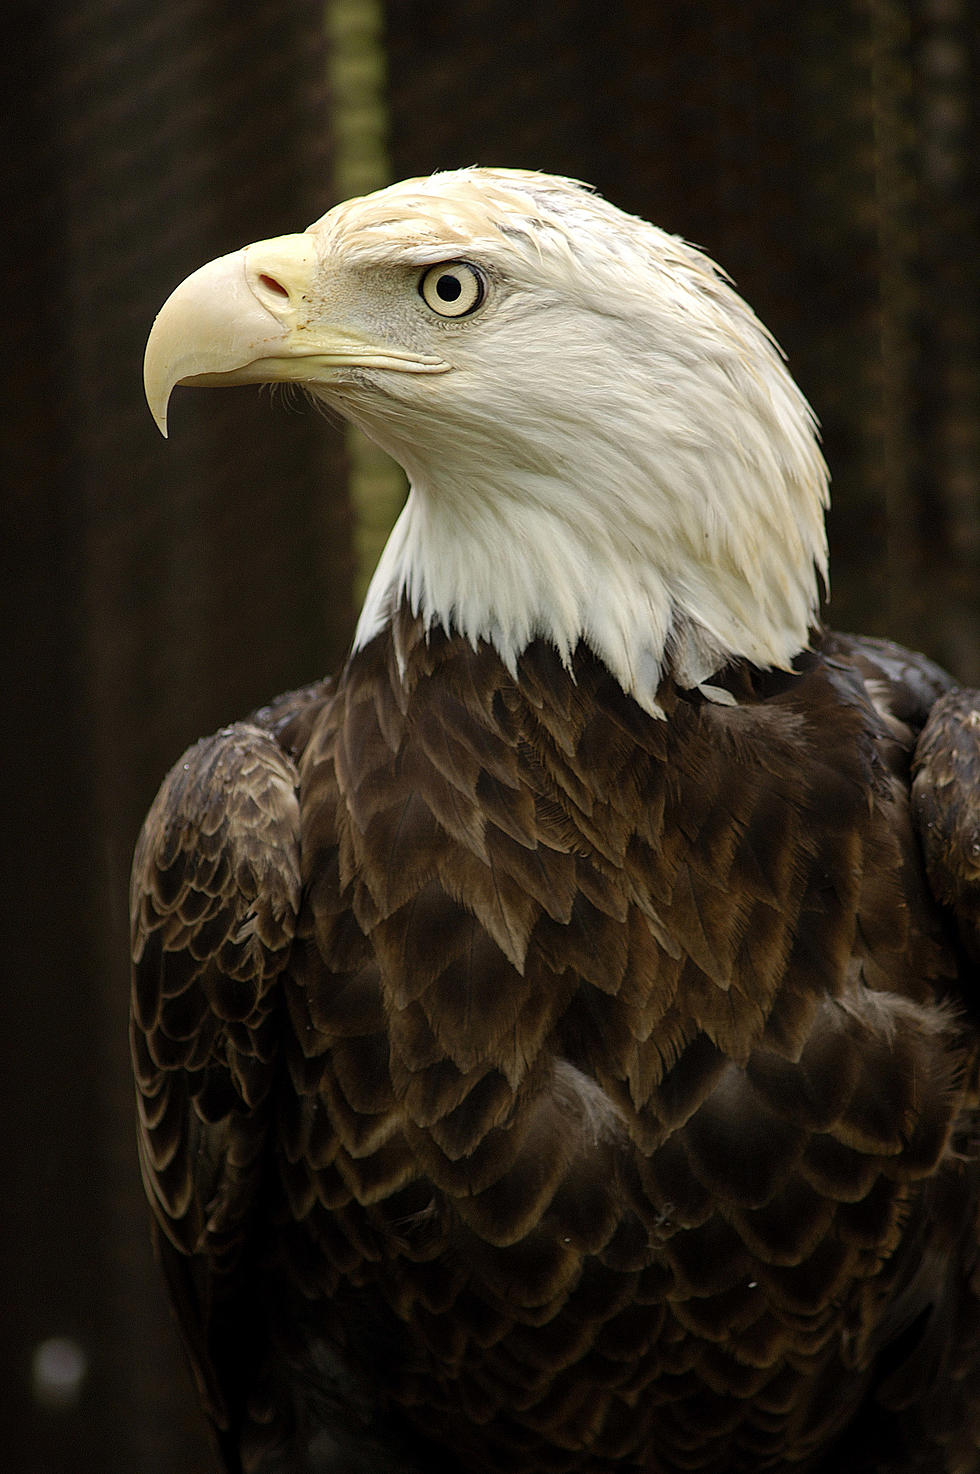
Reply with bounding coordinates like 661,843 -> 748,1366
132,619 -> 980,1473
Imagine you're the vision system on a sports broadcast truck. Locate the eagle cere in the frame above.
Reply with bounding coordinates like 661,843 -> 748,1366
134,168 -> 980,1473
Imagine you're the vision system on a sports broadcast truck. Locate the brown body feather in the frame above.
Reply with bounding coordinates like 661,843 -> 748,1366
131,616 -> 980,1473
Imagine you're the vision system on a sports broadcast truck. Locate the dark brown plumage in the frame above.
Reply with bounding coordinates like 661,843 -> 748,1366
132,611 -> 980,1473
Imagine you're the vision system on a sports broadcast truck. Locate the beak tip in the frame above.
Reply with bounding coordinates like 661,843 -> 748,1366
147,397 -> 170,439
144,318 -> 174,438
144,370 -> 172,438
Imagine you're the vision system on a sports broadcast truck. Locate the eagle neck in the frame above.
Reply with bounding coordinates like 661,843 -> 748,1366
352,481 -> 733,718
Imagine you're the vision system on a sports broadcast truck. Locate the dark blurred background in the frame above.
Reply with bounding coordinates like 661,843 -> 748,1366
3,1 -> 978,1468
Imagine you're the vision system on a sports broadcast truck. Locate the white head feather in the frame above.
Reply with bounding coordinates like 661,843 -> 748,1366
310,169 -> 828,714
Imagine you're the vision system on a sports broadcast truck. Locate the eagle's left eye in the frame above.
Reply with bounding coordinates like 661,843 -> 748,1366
418,262 -> 485,318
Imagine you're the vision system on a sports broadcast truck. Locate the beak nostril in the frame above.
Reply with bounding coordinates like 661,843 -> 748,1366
257,273 -> 290,301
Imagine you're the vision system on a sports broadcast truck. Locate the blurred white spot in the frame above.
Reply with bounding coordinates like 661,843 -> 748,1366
31,1337 -> 88,1409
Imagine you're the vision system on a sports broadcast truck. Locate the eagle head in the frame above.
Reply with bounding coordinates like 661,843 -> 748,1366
145,167 -> 829,713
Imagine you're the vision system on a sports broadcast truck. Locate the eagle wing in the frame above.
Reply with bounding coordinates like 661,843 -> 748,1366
130,685 -> 451,1472
130,717 -> 303,1447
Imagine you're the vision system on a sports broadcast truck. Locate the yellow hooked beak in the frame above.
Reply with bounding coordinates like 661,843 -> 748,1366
144,232 -> 449,436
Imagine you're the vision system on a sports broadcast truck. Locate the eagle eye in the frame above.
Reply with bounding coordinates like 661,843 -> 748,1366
418,262 -> 485,318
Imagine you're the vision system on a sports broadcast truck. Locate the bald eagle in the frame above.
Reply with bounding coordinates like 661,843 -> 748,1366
135,169 -> 980,1474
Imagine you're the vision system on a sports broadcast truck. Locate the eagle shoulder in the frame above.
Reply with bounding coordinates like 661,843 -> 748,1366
825,632 -> 980,967
131,718 -> 301,1213
913,687 -> 980,966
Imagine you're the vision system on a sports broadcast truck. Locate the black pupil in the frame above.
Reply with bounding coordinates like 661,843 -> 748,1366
436,274 -> 463,302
